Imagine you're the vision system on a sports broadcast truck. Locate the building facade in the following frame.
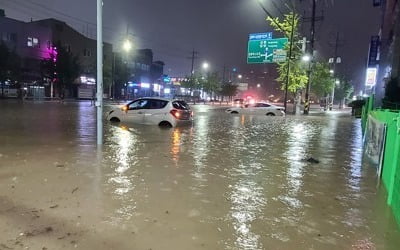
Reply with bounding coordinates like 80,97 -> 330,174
0,10 -> 113,98
374,0 -> 400,105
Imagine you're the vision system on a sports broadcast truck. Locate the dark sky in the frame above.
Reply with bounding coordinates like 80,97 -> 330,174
1,0 -> 380,91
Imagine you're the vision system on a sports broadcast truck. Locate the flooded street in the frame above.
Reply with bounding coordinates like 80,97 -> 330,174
0,101 -> 399,250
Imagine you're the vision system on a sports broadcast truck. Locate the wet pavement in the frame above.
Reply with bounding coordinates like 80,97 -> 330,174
0,100 -> 399,250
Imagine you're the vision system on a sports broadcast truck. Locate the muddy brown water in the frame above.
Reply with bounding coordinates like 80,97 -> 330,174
0,101 -> 399,249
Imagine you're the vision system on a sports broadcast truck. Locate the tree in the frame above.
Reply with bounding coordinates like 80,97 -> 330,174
202,71 -> 220,100
267,12 -> 308,113
0,43 -> 21,97
220,83 -> 238,102
311,62 -> 334,98
103,61 -> 112,97
334,79 -> 354,109
383,77 -> 400,108
41,42 -> 81,97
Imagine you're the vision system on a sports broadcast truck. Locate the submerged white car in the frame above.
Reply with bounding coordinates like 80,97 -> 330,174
107,98 -> 193,127
226,102 -> 285,116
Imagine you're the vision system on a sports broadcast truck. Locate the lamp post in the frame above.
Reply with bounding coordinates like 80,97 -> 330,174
96,0 -> 103,145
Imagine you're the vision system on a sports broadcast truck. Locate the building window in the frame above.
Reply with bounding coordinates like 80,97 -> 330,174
27,37 -> 39,48
83,48 -> 92,57
2,32 -> 17,43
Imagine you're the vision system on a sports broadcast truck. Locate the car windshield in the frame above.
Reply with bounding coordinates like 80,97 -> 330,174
172,101 -> 190,110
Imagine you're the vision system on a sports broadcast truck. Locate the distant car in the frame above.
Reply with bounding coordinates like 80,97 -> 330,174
226,102 -> 285,116
232,98 -> 245,107
107,98 -> 193,127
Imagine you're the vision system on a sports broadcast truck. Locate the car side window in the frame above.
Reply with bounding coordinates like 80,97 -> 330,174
128,100 -> 148,110
142,100 -> 169,109
256,103 -> 270,107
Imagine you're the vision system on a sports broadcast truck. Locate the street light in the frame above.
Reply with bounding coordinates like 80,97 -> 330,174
257,83 -> 261,88
329,69 -> 334,74
202,62 -> 209,70
238,74 -> 243,79
123,39 -> 132,52
112,38 -> 134,99
335,79 -> 340,85
302,54 -> 311,62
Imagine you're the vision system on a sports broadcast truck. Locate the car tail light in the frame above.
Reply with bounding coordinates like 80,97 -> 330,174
170,109 -> 181,119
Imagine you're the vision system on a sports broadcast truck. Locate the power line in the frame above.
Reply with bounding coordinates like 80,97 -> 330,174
2,0 -> 193,60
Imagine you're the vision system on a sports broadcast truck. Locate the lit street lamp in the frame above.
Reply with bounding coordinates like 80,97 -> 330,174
123,39 -> 132,52
238,74 -> 243,79
302,54 -> 311,62
329,69 -> 334,74
112,38 -> 133,99
202,62 -> 209,70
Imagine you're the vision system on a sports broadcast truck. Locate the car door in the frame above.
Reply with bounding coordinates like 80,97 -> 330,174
142,99 -> 169,125
257,103 -> 271,114
124,99 -> 147,124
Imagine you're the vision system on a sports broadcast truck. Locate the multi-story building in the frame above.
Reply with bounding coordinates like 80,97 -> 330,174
1,9 -> 165,99
0,9 -> 113,98
374,0 -> 400,105
116,49 -> 164,99
0,10 -> 51,84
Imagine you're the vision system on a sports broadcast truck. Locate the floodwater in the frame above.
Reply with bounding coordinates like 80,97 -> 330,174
0,100 -> 399,250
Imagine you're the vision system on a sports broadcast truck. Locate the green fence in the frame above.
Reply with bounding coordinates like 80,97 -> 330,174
363,96 -> 400,226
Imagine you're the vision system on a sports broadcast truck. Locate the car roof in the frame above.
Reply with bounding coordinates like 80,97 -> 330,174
130,97 -> 188,102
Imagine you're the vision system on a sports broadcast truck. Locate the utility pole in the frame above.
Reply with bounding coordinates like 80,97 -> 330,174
304,0 -> 318,115
222,64 -> 227,84
188,49 -> 199,77
328,32 -> 343,110
96,0 -> 103,145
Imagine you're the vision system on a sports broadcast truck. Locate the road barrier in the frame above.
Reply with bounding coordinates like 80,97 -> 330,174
363,95 -> 400,227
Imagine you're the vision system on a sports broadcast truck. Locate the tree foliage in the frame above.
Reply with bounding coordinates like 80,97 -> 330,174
384,77 -> 400,104
267,12 -> 308,93
311,62 -> 334,97
41,42 -> 80,90
0,42 -> 21,83
334,78 -> 354,101
219,83 -> 238,99
202,72 -> 220,96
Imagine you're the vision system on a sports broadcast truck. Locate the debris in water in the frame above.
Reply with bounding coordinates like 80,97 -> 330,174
72,187 -> 79,194
49,205 -> 59,209
306,157 -> 320,164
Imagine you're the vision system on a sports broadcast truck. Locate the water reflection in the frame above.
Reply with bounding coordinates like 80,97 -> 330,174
230,167 -> 266,250
171,128 -> 182,164
105,125 -> 138,225
283,122 -> 309,205
191,115 -> 209,184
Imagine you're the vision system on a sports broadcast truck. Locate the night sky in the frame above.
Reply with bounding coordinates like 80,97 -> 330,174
0,0 -> 380,92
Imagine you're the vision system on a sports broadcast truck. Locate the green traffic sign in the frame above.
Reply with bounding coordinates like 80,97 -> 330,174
247,38 -> 288,64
